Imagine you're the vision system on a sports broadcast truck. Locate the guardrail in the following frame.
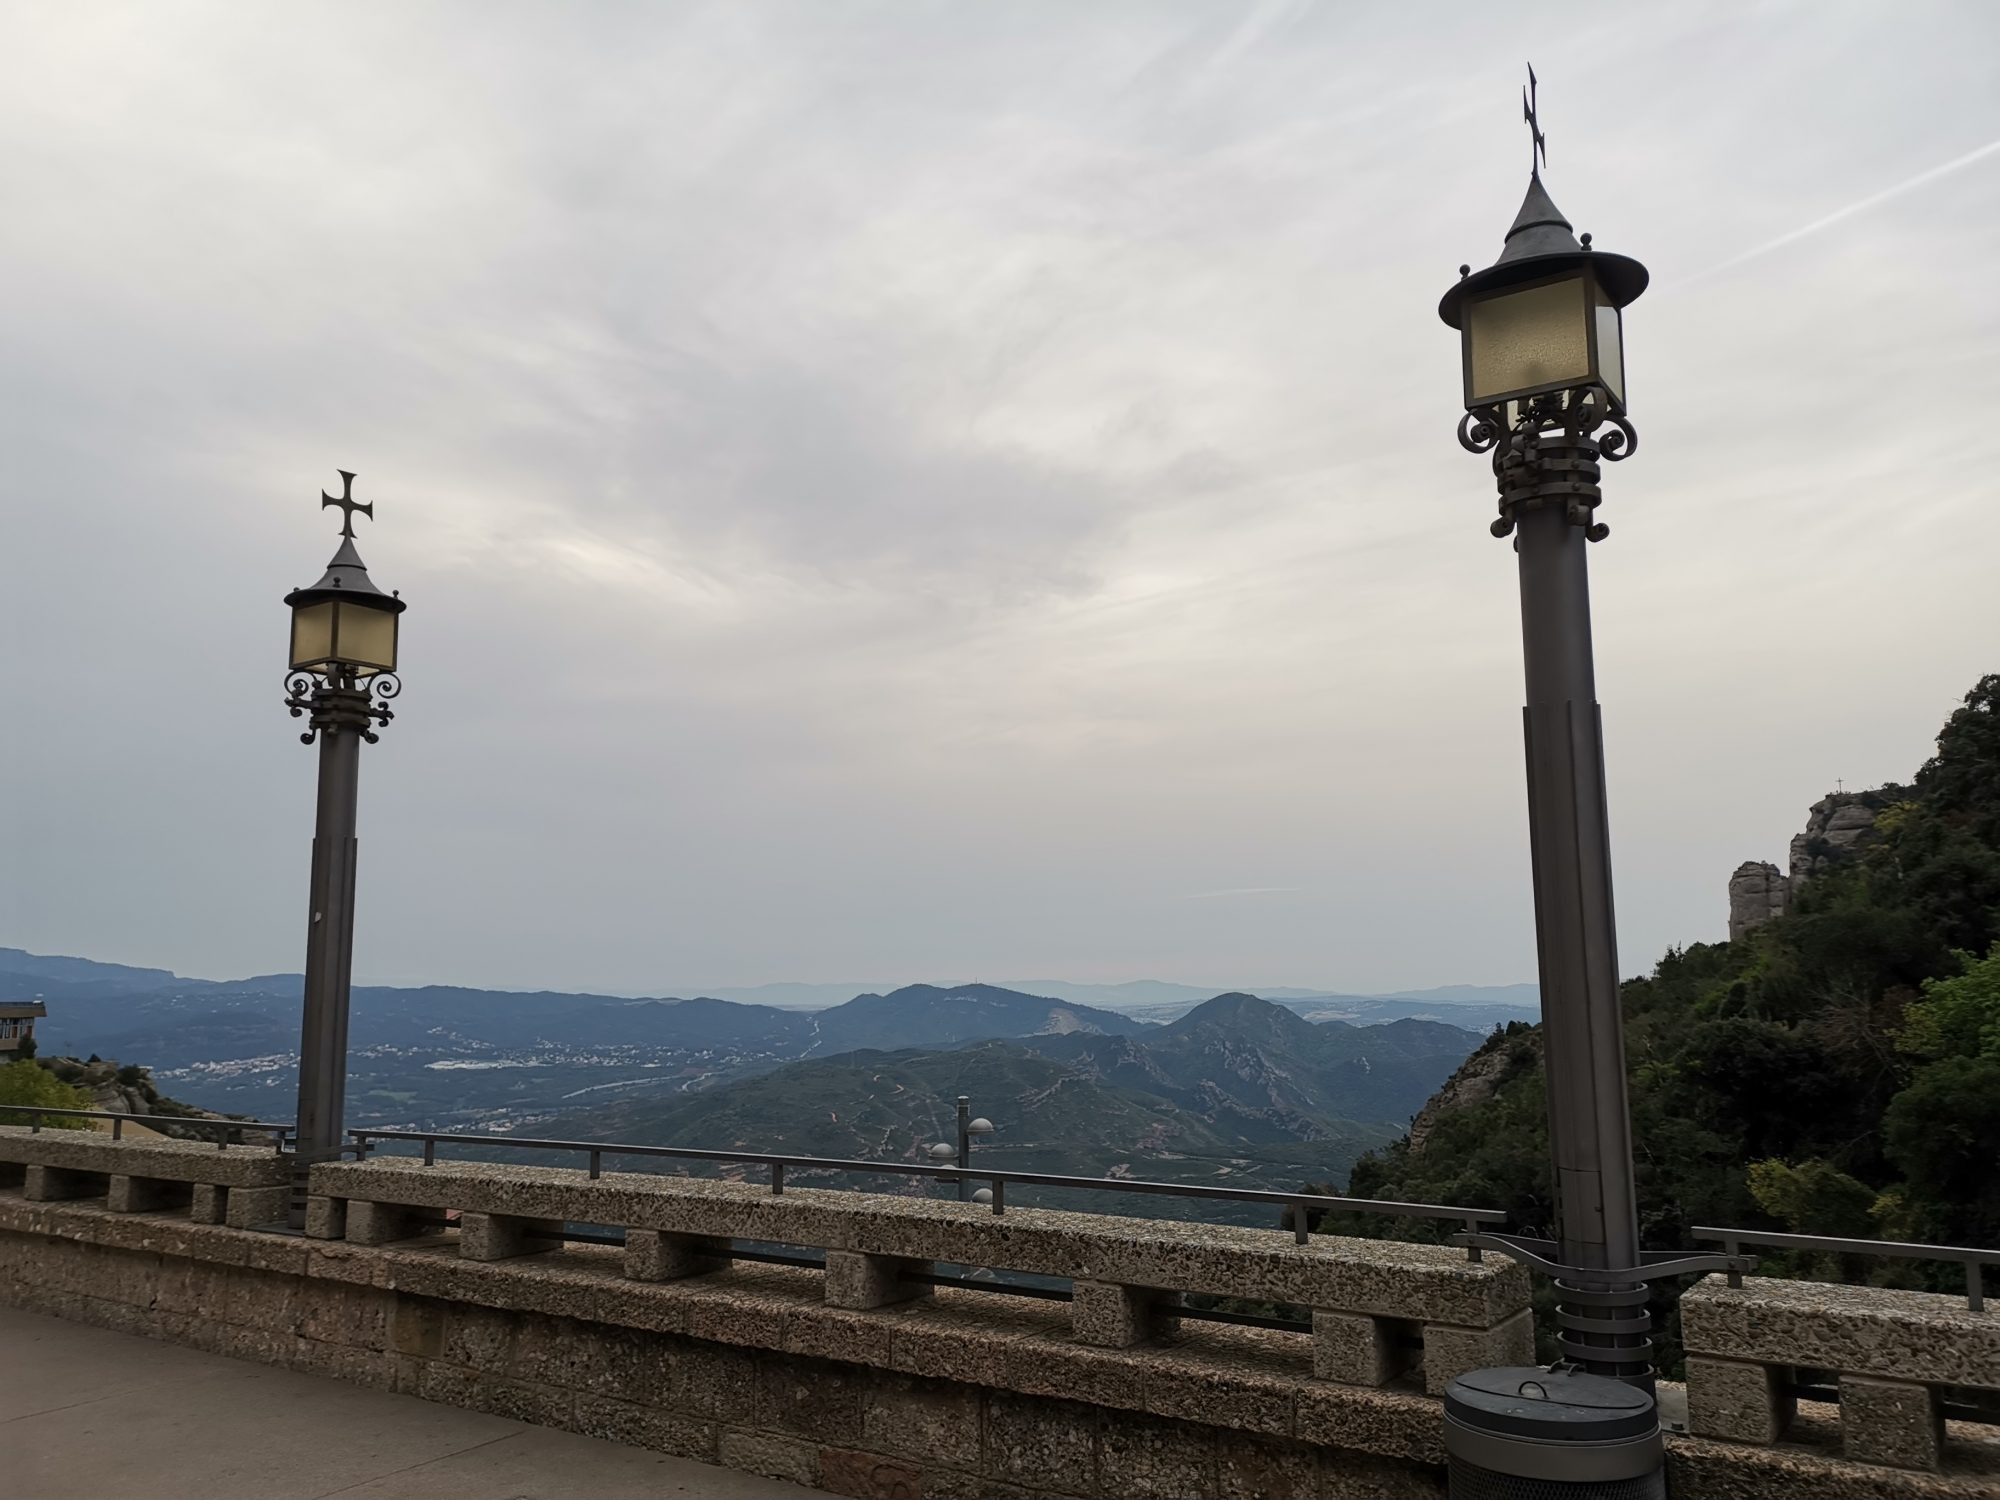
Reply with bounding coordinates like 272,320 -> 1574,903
1694,1225 -> 2000,1311
0,1105 -> 293,1151
346,1125 -> 1506,1253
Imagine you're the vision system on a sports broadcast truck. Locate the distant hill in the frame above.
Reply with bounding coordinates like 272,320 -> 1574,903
524,1038 -> 1400,1225
1013,993 -> 1482,1130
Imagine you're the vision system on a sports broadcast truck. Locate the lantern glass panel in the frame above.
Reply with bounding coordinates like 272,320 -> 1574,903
1465,273 -> 1591,405
290,601 -> 336,671
1594,298 -> 1625,407
335,602 -> 398,674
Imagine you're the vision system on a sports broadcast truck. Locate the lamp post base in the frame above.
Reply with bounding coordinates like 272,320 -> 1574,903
1444,1367 -> 1664,1499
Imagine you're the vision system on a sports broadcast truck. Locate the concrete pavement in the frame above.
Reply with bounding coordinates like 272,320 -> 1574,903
0,1305 -> 828,1499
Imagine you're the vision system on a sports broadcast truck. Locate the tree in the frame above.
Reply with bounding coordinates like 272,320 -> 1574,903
1884,1056 -> 2000,1244
1916,673 -> 2000,843
0,1060 -> 93,1126
1897,944 -> 2000,1062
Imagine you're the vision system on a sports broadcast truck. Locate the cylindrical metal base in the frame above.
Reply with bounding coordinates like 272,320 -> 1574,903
1445,1455 -> 1665,1500
1444,1367 -> 1664,1499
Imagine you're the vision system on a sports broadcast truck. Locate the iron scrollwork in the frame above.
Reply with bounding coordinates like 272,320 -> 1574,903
282,669 -> 401,745
1455,384 -> 1637,541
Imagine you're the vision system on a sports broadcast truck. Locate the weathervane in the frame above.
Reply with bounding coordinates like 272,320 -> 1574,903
1523,62 -> 1547,176
321,469 -> 373,540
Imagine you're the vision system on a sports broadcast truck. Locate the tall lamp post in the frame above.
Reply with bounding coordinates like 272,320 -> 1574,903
1438,70 -> 1651,1388
1430,72 -> 1679,1500
281,472 -> 405,1226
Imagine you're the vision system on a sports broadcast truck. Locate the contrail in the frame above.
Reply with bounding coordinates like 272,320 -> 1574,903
1689,135 -> 2000,284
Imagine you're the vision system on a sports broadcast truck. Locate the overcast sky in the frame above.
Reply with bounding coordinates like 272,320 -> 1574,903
5,2 -> 1997,997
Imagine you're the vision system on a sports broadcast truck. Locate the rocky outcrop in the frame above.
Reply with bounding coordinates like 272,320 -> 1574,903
1789,792 -> 1892,888
1408,1029 -> 1536,1154
1728,787 -> 1909,943
1728,861 -> 1791,942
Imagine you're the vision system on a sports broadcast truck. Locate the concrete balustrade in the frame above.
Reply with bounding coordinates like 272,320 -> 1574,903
6,1134 -> 1998,1496
0,1124 -> 292,1229
304,1157 -> 1531,1394
1683,1274 -> 2000,1473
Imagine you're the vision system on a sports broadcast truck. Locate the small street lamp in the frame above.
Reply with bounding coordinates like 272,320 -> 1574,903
930,1095 -> 995,1202
281,472 -> 405,1226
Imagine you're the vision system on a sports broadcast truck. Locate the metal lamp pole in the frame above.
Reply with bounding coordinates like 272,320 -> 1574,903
1438,73 -> 1653,1385
280,473 -> 405,1227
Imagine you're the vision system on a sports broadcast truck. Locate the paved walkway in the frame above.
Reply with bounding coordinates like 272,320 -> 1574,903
1,1306 -> 826,1499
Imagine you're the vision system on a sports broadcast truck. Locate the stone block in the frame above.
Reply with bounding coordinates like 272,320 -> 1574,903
224,1184 -> 292,1230
1839,1375 -> 1943,1472
1314,1311 -> 1421,1387
675,1342 -> 762,1422
860,1374 -> 981,1470
817,1448 -> 925,1499
458,1211 -> 559,1261
758,1357 -> 866,1444
1098,1412 -> 1215,1499
1685,1356 -> 1793,1445
1321,1452 -> 1449,1498
105,1175 -> 187,1214
983,1394 -> 1096,1495
23,1165 -> 102,1202
0,1126 -> 292,1188
390,1295 -> 447,1359
785,1305 -> 895,1368
1071,1281 -> 1181,1348
1143,1355 -> 1295,1439
189,1183 -> 227,1224
305,1195 -> 346,1240
1217,1434 -> 1317,1500
1682,1273 -> 2000,1391
624,1227 -> 727,1281
1420,1310 -> 1532,1395
825,1249 -> 931,1310
717,1428 -> 820,1487
345,1199 -> 424,1246
572,1393 -> 715,1460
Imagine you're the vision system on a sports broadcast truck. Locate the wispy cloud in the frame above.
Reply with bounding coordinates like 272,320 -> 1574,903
1689,134 -> 2000,284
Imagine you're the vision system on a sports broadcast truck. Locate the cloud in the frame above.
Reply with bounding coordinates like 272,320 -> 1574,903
4,3 -> 1998,995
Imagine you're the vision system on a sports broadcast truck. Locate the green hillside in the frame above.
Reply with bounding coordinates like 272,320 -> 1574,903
529,1039 -> 1396,1224
1346,674 -> 2000,1296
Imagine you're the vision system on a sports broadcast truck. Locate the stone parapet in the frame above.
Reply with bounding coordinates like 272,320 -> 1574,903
1683,1274 -> 1998,1472
3,1189 -> 1997,1496
0,1125 -> 292,1188
309,1156 -> 1524,1326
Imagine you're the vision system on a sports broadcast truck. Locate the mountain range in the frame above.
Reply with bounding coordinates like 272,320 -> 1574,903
512,993 -> 1482,1222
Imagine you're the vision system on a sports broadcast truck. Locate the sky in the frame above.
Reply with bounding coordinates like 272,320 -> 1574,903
4,1 -> 1998,997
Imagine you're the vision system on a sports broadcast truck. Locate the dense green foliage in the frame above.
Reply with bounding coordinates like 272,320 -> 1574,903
1344,675 -> 2000,1322
0,1059 -> 94,1125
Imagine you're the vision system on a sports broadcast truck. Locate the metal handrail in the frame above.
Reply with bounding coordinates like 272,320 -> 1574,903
0,1105 -> 293,1151
1694,1225 -> 1999,1312
344,1126 -> 1504,1252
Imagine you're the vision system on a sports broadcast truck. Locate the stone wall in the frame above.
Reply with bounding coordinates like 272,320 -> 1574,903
0,1193 -> 1451,1498
4,1138 -> 1996,1497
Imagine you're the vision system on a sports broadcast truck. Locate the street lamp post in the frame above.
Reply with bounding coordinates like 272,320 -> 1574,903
281,472 -> 405,1227
929,1095 -> 996,1202
1438,76 -> 1651,1385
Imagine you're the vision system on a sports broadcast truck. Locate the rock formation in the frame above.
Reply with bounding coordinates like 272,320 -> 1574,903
1728,860 -> 1791,942
1789,792 -> 1889,888
1729,787 -> 1906,942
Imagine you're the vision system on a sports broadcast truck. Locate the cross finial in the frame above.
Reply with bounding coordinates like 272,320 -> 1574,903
321,470 -> 372,540
1523,62 -> 1547,176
